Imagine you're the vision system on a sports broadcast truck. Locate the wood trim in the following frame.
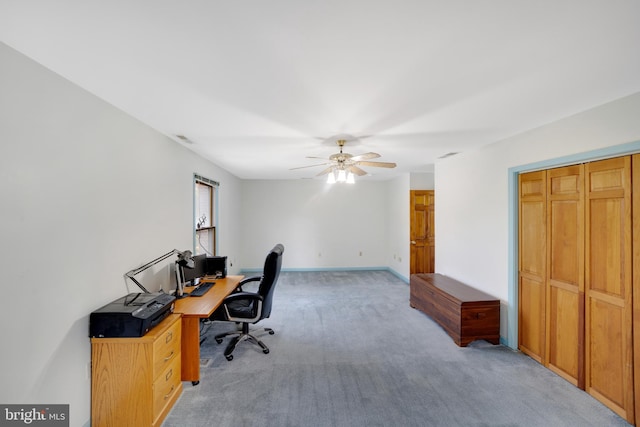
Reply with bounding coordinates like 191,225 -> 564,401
633,154 -> 640,423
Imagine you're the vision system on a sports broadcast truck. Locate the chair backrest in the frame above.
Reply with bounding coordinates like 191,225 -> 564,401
257,243 -> 284,319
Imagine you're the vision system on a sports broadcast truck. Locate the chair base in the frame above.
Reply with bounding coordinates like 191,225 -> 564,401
214,323 -> 275,361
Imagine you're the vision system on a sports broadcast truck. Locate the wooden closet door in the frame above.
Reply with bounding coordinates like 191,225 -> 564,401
545,165 -> 584,387
518,171 -> 547,363
585,156 -> 634,422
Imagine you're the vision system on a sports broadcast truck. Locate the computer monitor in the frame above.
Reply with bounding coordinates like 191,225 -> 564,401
205,256 -> 227,278
181,254 -> 207,286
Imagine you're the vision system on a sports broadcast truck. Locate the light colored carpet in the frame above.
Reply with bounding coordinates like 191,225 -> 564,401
162,270 -> 630,427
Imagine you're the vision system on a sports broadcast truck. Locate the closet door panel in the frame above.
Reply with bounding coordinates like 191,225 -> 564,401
518,171 -> 546,362
546,165 -> 584,387
588,297 -> 626,409
547,284 -> 580,384
519,275 -> 545,362
585,156 -> 633,422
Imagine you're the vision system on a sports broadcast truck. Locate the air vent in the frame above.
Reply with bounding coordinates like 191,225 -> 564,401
175,134 -> 193,144
438,152 -> 459,159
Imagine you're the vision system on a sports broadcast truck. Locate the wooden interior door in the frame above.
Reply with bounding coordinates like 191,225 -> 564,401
518,171 -> 547,363
585,156 -> 634,422
545,164 -> 584,387
410,190 -> 435,274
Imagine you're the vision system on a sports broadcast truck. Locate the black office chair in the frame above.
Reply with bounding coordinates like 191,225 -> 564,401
209,244 -> 284,361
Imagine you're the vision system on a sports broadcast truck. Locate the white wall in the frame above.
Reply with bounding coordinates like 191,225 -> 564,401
410,172 -> 435,190
385,174 -> 411,280
240,179 -> 389,270
435,91 -> 640,344
239,176 -> 412,280
0,43 -> 242,427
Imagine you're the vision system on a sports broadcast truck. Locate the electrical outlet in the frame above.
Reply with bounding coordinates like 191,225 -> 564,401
359,251 -> 363,256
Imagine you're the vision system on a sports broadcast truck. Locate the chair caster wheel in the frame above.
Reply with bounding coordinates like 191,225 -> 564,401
192,381 -> 199,386
225,355 -> 233,361
263,348 -> 270,354
268,330 -> 275,335
215,338 -> 223,344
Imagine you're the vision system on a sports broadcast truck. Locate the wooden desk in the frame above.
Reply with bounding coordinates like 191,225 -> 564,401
173,275 -> 243,384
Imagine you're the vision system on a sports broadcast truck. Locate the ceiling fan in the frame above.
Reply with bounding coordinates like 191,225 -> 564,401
290,139 -> 396,181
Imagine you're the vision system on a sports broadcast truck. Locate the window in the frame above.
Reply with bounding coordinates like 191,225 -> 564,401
194,175 -> 219,255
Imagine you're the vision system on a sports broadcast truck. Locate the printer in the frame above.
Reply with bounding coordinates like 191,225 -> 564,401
90,292 -> 176,338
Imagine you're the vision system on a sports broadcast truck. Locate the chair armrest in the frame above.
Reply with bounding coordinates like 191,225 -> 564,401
221,292 -> 264,323
236,275 -> 262,292
223,292 -> 263,304
239,275 -> 261,285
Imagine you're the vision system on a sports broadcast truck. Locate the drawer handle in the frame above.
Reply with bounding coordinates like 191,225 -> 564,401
164,385 -> 175,400
164,351 -> 175,362
166,331 -> 173,343
166,369 -> 173,382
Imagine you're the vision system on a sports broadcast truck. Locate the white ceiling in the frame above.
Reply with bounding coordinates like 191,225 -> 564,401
2,1 -> 640,180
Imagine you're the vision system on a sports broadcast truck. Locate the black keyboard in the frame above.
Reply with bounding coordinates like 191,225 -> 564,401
189,282 -> 214,297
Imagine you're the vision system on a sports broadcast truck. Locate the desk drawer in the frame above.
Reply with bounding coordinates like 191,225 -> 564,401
153,355 -> 181,419
152,318 -> 181,378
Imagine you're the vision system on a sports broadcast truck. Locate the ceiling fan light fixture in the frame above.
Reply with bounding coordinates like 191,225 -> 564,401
326,168 -> 355,184
299,138 -> 395,182
346,172 -> 355,184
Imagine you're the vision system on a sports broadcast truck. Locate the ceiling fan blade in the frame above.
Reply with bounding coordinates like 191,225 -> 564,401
357,161 -> 397,168
350,152 -> 380,162
348,165 -> 368,176
289,162 -> 331,170
316,166 -> 335,176
306,156 -> 330,160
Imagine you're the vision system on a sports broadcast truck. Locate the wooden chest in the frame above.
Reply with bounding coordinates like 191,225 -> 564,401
410,273 -> 500,347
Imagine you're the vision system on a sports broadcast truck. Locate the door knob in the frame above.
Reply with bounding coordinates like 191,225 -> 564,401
411,241 -> 416,245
